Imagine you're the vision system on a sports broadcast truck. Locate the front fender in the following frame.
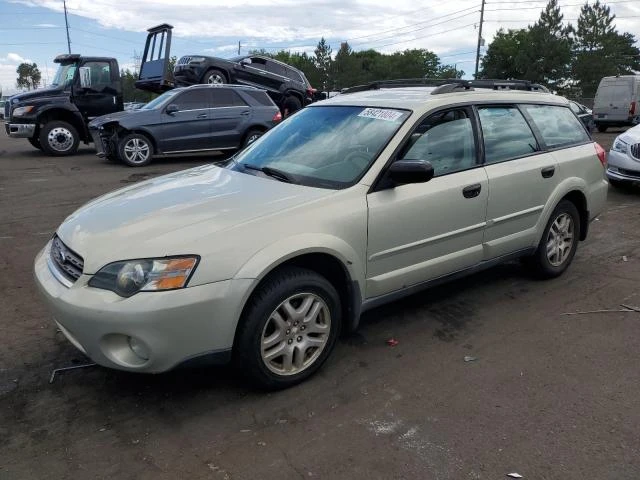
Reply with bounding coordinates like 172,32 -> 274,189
233,233 -> 366,309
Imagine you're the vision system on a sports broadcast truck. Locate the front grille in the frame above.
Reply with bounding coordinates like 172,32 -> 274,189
630,143 -> 640,160
50,235 -> 84,283
177,56 -> 192,65
618,167 -> 640,179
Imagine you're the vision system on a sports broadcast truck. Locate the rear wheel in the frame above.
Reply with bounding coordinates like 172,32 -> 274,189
117,133 -> 153,167
242,129 -> 263,148
529,200 -> 580,278
28,137 -> 43,151
203,69 -> 226,85
596,124 -> 608,133
39,121 -> 79,156
234,267 -> 342,390
282,95 -> 302,117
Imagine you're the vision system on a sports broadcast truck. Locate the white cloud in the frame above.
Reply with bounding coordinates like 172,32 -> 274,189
4,53 -> 30,63
33,23 -> 59,28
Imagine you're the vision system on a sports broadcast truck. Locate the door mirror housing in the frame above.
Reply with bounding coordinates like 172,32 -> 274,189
388,159 -> 434,185
240,58 -> 252,66
165,104 -> 179,115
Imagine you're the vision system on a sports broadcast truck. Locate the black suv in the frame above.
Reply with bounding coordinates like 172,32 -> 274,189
88,84 -> 281,167
174,54 -> 315,116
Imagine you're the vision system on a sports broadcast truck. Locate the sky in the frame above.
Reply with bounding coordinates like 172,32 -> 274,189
1,0 -> 640,95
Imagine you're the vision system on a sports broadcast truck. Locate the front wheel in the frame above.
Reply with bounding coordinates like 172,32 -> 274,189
39,121 -> 79,156
529,200 -> 580,278
234,267 -> 342,390
596,124 -> 608,133
117,133 -> 153,167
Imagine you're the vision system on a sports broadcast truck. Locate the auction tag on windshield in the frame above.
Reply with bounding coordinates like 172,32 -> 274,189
358,108 -> 404,122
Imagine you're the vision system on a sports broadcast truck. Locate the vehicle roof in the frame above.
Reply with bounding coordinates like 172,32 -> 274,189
173,84 -> 266,93
314,87 -> 569,113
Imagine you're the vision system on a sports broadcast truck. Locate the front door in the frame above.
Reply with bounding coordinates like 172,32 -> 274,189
73,60 -> 119,120
156,89 -> 213,153
366,107 -> 488,299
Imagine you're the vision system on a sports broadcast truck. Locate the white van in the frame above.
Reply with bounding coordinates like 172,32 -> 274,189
593,75 -> 640,132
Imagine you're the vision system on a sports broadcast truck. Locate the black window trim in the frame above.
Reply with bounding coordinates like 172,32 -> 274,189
370,103 -> 483,192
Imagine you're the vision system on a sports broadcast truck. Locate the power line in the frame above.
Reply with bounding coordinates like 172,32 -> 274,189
365,22 -> 479,50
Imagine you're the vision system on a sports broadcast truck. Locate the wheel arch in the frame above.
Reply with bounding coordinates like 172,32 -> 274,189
536,179 -> 590,245
37,107 -> 88,141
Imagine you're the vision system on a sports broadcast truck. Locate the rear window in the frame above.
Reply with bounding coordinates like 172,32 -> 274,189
245,90 -> 275,106
522,104 -> 590,148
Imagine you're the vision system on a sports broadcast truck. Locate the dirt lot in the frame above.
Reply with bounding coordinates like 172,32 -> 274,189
1,129 -> 639,480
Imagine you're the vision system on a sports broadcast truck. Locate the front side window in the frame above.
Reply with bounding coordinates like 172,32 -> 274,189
228,106 -> 410,189
173,90 -> 208,110
478,106 -> 538,164
522,104 -> 591,148
399,108 -> 476,176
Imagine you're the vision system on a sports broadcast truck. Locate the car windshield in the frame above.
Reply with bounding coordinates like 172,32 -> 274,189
228,106 -> 410,189
141,90 -> 179,110
51,63 -> 77,87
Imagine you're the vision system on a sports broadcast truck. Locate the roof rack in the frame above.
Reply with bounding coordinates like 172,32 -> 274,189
186,83 -> 261,90
340,77 -> 549,95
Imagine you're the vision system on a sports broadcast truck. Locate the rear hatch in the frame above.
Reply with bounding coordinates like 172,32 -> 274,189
594,78 -> 633,122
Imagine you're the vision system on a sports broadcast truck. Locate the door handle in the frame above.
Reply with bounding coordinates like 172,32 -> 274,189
462,183 -> 482,198
241,111 -> 250,116
196,113 -> 208,119
541,166 -> 555,178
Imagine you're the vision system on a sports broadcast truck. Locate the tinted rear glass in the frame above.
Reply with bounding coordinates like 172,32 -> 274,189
212,89 -> 246,107
245,90 -> 275,106
522,104 -> 590,148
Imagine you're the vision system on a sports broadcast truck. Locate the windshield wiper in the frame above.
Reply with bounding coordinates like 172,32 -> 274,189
243,164 -> 294,183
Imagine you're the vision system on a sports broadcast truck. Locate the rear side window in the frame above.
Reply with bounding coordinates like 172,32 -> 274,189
286,67 -> 304,83
245,90 -> 275,106
212,89 -> 247,107
522,104 -> 590,148
478,106 -> 538,164
400,108 -> 477,177
266,62 -> 287,77
173,90 -> 208,110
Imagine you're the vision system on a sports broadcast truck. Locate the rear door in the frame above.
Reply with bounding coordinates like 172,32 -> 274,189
235,57 -> 279,91
209,89 -> 250,149
157,89 -> 213,153
479,105 -> 560,259
594,78 -> 632,122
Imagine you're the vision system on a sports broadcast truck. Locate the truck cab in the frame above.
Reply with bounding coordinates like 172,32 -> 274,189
4,54 -> 122,156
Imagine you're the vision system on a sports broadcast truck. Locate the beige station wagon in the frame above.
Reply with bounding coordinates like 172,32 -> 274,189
34,82 -> 608,389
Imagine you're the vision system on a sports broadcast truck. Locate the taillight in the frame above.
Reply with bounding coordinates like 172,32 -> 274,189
306,87 -> 316,97
631,101 -> 636,115
272,111 -> 282,122
594,142 -> 606,167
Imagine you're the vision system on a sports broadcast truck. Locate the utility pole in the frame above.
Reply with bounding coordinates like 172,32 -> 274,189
474,0 -> 485,79
63,0 -> 71,54
238,41 -> 241,55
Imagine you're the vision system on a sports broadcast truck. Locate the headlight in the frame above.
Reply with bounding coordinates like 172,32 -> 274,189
612,138 -> 629,153
13,106 -> 35,116
88,256 -> 199,297
189,56 -> 206,63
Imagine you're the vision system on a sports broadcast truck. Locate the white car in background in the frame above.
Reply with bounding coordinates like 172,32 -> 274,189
34,82 -> 608,389
608,125 -> 640,186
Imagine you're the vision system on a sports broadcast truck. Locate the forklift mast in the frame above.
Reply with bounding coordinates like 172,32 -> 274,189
135,24 -> 175,94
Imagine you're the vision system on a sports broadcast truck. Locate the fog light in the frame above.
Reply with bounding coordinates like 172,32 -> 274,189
127,336 -> 150,361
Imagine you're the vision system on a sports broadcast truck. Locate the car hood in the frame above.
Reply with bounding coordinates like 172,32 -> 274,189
617,124 -> 640,144
9,85 -> 67,103
89,109 -> 151,128
57,164 -> 334,273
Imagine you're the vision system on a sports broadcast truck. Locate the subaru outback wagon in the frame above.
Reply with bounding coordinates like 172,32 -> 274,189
35,83 -> 608,389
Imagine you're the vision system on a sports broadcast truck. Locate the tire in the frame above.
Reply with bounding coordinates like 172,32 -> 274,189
203,69 -> 227,85
234,266 -> 342,390
529,200 -> 581,278
597,124 -> 608,133
282,95 -> 302,117
39,121 -> 79,156
242,129 -> 263,148
28,137 -> 43,151
117,133 -> 153,167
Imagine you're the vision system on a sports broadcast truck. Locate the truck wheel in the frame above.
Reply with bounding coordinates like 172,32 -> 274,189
282,96 -> 302,117
203,69 -> 226,85
234,266 -> 342,390
118,133 -> 153,167
28,137 -> 43,151
39,121 -> 79,156
596,124 -> 608,133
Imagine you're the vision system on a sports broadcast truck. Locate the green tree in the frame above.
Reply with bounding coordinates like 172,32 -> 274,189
314,38 -> 333,90
572,1 -> 640,97
121,68 -> 156,103
16,62 -> 41,91
479,29 -> 530,79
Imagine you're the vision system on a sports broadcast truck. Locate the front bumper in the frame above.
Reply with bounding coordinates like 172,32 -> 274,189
6,122 -> 36,138
34,242 -> 253,373
173,65 -> 206,86
607,150 -> 640,182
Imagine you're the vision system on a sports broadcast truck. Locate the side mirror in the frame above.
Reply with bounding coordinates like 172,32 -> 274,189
165,104 -> 179,115
388,159 -> 434,185
240,58 -> 252,66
